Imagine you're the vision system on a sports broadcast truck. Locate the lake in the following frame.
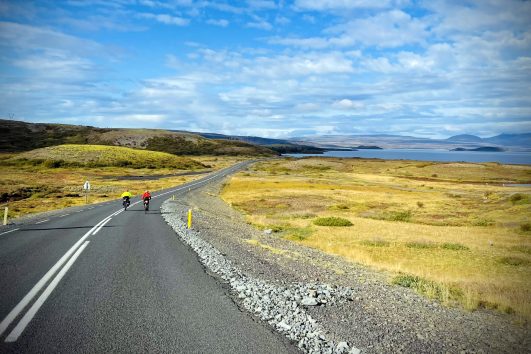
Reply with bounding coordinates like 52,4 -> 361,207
285,149 -> 531,165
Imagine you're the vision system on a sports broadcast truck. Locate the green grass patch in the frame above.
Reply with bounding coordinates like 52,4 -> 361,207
441,243 -> 469,251
329,204 -> 350,210
498,256 -> 530,266
406,241 -> 437,249
509,193 -> 529,206
520,223 -> 531,232
472,218 -> 495,226
392,274 -> 459,304
284,227 -> 314,241
386,210 -> 412,222
360,239 -> 390,247
8,144 -> 206,170
313,216 -> 353,227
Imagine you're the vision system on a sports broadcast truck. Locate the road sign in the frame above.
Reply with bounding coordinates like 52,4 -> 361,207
83,181 -> 91,190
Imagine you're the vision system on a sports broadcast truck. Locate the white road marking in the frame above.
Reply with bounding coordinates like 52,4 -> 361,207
35,219 -> 49,224
88,207 -> 94,209
59,214 -> 69,218
0,162 -> 246,341
0,217 -> 108,337
0,228 -> 19,237
5,241 -> 90,343
92,218 -> 111,235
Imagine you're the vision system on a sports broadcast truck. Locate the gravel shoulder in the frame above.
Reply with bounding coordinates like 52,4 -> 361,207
164,177 -> 530,353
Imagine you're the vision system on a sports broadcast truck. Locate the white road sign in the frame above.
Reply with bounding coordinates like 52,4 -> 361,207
83,181 -> 91,190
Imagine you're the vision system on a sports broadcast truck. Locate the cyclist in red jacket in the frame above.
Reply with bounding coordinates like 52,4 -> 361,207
142,190 -> 151,211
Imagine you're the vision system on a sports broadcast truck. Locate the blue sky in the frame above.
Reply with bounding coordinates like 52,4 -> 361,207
1,0 -> 530,138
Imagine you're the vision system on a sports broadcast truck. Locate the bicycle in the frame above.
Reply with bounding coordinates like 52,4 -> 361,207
123,197 -> 130,211
143,198 -> 150,213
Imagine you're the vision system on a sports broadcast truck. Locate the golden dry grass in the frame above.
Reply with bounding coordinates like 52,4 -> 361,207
0,153 -> 246,219
222,157 -> 531,318
13,144 -> 204,169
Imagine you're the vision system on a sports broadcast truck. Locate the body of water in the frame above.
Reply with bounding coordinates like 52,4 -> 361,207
285,149 -> 531,165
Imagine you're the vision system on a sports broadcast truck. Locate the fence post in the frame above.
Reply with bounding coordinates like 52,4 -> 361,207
187,209 -> 192,229
3,207 -> 8,226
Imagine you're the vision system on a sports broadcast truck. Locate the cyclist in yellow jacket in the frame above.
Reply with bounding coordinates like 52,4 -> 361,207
121,190 -> 132,210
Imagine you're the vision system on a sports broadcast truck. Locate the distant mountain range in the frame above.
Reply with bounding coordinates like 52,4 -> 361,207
290,133 -> 531,151
2,119 -> 530,155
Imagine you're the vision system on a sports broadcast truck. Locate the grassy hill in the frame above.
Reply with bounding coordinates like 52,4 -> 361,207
0,119 -> 277,156
8,144 -> 206,169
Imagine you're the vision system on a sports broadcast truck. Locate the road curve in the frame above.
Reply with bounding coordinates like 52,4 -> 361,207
0,161 -> 297,353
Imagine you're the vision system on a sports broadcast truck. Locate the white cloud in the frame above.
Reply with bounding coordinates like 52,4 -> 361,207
294,0 -> 393,10
295,103 -> 320,112
327,10 -> 429,48
118,114 -> 166,122
140,13 -> 190,26
246,19 -> 273,30
332,99 -> 364,109
247,0 -> 277,10
0,21 -> 106,55
206,18 -> 229,27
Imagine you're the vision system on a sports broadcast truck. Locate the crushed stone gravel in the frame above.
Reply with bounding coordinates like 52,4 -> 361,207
161,177 -> 530,354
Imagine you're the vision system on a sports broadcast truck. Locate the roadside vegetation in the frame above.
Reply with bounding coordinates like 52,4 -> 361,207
8,144 -> 206,169
221,157 -> 531,319
0,146 -> 245,218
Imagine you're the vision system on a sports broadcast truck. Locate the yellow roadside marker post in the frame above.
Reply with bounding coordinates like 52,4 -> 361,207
3,207 -> 8,226
187,209 -> 192,229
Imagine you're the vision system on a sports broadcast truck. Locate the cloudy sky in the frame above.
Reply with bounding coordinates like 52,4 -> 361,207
1,0 -> 530,138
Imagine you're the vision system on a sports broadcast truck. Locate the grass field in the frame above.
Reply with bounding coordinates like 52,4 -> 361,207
10,144 -> 206,169
221,157 -> 531,319
0,146 -> 246,219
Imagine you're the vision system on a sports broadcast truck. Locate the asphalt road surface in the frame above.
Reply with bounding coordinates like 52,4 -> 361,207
0,161 -> 297,353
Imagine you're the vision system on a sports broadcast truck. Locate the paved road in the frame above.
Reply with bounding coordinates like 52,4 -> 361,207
0,161 -> 297,353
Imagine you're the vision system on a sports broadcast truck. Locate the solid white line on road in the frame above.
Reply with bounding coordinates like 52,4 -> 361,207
92,218 -> 111,235
0,217 -> 107,337
35,219 -> 49,224
5,241 -> 90,343
0,228 -> 19,237
0,162 -> 248,340
59,214 -> 69,218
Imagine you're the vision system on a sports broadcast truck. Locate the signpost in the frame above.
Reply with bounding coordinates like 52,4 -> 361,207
83,181 -> 90,204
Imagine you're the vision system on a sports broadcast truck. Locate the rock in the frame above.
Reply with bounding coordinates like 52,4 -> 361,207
301,297 -> 319,306
264,229 -> 273,235
336,341 -> 350,353
349,348 -> 361,354
277,321 -> 292,331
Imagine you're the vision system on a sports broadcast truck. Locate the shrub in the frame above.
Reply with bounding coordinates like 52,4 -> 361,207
285,227 -> 313,241
393,274 -> 421,288
472,218 -> 494,226
431,174 -> 438,177
313,217 -> 353,227
329,204 -> 349,210
417,201 -> 424,208
387,210 -> 412,222
510,193 -> 523,203
509,193 -> 529,205
42,159 -> 64,168
498,256 -> 529,266
441,243 -> 469,251
392,274 -> 450,302
520,223 -> 531,232
406,241 -> 437,249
